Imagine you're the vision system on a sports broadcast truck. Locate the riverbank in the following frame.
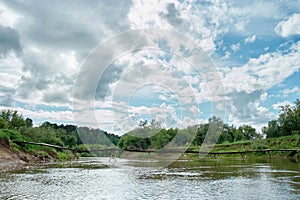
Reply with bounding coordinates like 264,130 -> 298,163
1,133 -> 300,172
185,134 -> 300,160
212,134 -> 300,154
0,138 -> 35,172
0,129 -> 76,172
0,137 -> 64,173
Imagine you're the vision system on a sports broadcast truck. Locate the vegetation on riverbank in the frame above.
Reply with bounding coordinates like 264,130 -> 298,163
0,110 -> 120,162
117,99 -> 300,152
188,134 -> 300,159
0,99 -> 299,165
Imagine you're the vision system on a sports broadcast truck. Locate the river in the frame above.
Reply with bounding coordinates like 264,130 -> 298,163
1,157 -> 300,199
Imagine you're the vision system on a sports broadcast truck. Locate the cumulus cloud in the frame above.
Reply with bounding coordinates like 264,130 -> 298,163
282,86 -> 300,95
222,41 -> 300,94
0,0 -> 132,108
275,13 -> 300,37
0,2 -> 20,27
0,0 -> 299,134
220,39 -> 300,129
0,26 -> 21,56
160,3 -> 183,27
244,35 -> 256,44
3,0 -> 132,51
0,86 -> 15,106
227,90 -> 276,130
17,48 -> 79,103
230,43 -> 240,52
128,0 -> 227,51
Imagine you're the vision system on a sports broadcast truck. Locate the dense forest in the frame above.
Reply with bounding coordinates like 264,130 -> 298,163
0,99 -> 299,158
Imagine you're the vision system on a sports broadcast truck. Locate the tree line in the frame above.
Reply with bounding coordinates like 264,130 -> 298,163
0,110 -> 120,151
118,116 -> 261,150
118,99 -> 300,150
1,99 -> 299,152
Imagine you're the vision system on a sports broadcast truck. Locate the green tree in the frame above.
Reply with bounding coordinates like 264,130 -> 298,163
218,124 -> 235,143
0,110 -> 27,129
263,99 -> 300,138
192,124 -> 208,145
262,120 -> 280,138
0,118 -> 7,129
9,111 -> 26,129
25,118 -> 33,128
278,99 -> 300,135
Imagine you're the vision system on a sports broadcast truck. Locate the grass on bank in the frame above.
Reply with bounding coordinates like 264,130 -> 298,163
211,134 -> 300,151
1,128 -> 300,161
186,134 -> 300,159
0,129 -> 75,161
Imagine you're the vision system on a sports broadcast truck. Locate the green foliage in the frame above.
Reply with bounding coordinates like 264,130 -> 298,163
25,118 -> 33,128
20,127 -> 64,146
118,134 -> 150,149
25,144 -> 55,154
57,151 -> 73,161
151,128 -> 177,148
1,99 -> 299,160
0,110 -> 26,129
118,127 -> 179,150
118,116 -> 261,149
192,124 -> 209,145
0,118 -> 6,129
0,109 -> 121,161
77,127 -> 120,146
212,134 -> 300,154
263,99 -> 300,138
0,129 -> 29,142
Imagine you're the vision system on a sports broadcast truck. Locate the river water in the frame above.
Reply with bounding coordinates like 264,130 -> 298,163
1,157 -> 300,199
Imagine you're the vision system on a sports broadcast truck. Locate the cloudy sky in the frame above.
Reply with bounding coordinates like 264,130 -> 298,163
0,0 -> 300,135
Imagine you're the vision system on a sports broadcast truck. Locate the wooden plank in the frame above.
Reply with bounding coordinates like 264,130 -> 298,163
13,141 -> 298,155
13,141 -> 70,150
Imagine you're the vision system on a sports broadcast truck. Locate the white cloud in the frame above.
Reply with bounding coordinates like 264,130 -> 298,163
0,52 -> 23,87
0,0 -> 132,109
228,99 -> 276,132
189,105 -> 201,115
244,35 -> 256,44
16,47 -> 80,106
0,0 -> 300,135
219,40 -> 300,130
275,13 -> 300,37
128,0 -> 231,52
231,43 -> 240,52
222,41 -> 300,94
0,105 -> 75,125
128,0 -> 173,29
282,86 -> 300,95
0,2 -> 21,27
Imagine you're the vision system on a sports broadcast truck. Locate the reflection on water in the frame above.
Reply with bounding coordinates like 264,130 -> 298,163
1,157 -> 300,200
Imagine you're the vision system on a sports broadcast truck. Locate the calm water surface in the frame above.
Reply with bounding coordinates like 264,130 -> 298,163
1,157 -> 300,199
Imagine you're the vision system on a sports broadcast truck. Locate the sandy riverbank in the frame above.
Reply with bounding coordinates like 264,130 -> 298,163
0,138 -> 36,172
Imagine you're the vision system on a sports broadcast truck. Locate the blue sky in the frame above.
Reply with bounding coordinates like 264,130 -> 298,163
0,0 -> 300,135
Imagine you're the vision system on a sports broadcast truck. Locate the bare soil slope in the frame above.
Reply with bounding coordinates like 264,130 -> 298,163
0,138 -> 32,172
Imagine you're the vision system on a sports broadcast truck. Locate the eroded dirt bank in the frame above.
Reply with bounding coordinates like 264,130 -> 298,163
0,138 -> 35,172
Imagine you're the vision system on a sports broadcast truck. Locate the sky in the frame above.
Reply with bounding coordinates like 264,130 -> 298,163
0,0 -> 300,135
